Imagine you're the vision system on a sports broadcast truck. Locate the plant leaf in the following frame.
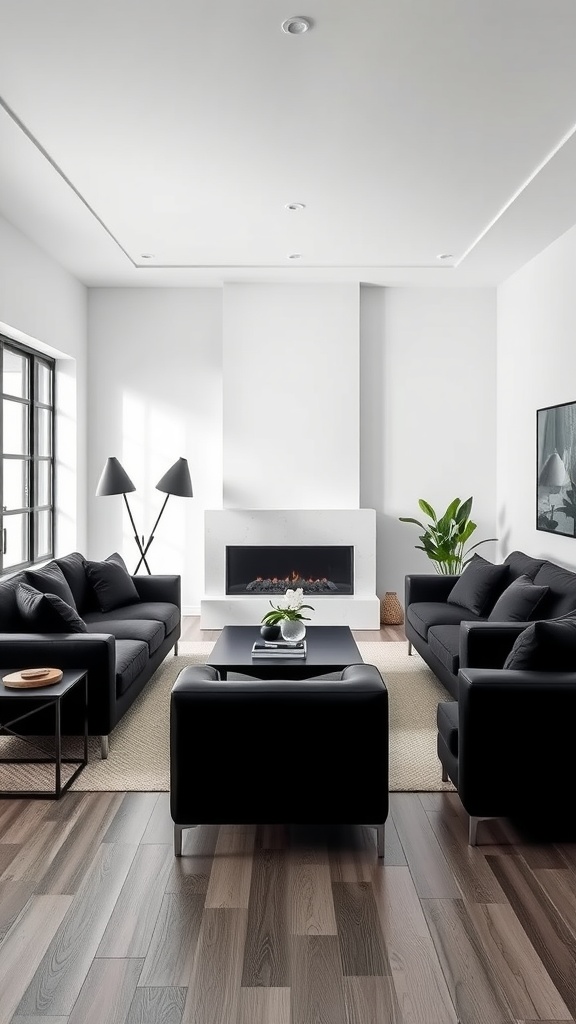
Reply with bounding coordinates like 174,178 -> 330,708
418,499 -> 436,520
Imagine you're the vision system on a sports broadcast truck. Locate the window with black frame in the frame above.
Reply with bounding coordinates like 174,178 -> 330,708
1,337 -> 55,574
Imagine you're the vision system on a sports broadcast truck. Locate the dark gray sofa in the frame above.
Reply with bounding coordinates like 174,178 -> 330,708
0,551 -> 181,757
404,549 -> 576,698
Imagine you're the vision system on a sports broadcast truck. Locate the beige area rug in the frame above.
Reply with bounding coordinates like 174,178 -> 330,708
0,641 -> 455,793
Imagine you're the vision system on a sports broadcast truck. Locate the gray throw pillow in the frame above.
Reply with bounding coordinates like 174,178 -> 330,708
488,574 -> 549,622
504,615 -> 576,671
84,557 -> 140,613
16,583 -> 88,632
447,554 -> 510,616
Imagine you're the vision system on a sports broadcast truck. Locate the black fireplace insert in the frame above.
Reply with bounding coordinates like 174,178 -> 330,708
226,545 -> 354,595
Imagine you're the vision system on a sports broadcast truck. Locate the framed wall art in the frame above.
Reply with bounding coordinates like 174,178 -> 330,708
537,399 -> 576,536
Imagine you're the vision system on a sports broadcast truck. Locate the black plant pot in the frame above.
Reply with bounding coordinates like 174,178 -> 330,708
260,624 -> 281,641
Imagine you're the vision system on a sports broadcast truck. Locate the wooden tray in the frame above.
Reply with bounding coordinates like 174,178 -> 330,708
2,667 -> 64,689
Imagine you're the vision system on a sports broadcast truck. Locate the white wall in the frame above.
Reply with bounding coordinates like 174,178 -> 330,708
0,214 -> 87,553
222,283 -> 360,509
498,221 -> 576,568
87,288 -> 222,611
360,285 -> 498,601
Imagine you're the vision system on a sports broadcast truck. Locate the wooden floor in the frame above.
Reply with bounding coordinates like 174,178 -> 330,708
1,619 -> 575,1024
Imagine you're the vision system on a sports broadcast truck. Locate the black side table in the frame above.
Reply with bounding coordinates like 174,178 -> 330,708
0,668 -> 88,798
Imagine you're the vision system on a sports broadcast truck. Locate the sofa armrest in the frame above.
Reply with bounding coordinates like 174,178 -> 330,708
459,620 -> 530,669
0,632 -> 116,725
132,574 -> 181,607
456,667 -> 576,818
405,573 -> 459,606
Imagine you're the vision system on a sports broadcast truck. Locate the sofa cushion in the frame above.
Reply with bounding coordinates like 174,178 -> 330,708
56,551 -> 96,614
115,638 -> 149,696
407,602 -> 482,640
82,613 -> 164,654
503,550 -> 546,582
488,574 -> 549,622
447,555 -> 510,616
437,700 -> 459,757
532,561 -> 576,619
24,561 -> 77,610
88,600 -> 180,636
504,614 -> 576,671
0,573 -> 26,631
16,583 -> 88,633
85,558 -> 141,613
427,625 -> 461,675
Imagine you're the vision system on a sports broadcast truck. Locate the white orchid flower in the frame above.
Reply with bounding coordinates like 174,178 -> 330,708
282,587 -> 304,610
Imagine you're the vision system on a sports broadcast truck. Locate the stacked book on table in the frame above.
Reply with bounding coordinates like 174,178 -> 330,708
251,639 -> 307,659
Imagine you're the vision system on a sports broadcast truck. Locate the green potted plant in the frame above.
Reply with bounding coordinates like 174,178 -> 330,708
399,496 -> 497,575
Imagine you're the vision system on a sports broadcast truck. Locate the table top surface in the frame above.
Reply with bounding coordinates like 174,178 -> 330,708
208,625 -> 362,668
0,668 -> 87,700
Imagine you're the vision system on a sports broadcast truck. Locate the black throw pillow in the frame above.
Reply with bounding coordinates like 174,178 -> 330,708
84,557 -> 140,613
504,615 -> 576,671
447,554 -> 510,616
16,583 -> 88,632
24,561 -> 77,610
488,574 -> 549,622
106,550 -> 130,573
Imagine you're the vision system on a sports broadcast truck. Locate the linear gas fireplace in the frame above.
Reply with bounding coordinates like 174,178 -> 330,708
226,545 -> 354,596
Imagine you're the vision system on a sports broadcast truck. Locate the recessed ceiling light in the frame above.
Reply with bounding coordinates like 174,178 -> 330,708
436,253 -> 453,260
140,253 -> 155,259
281,16 -> 312,34
287,253 -> 302,259
285,202 -> 306,211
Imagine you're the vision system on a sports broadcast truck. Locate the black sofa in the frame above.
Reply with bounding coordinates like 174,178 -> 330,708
404,549 -> 576,699
0,551 -> 181,757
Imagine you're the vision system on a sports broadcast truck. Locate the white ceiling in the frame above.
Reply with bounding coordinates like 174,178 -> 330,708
2,0 -> 576,287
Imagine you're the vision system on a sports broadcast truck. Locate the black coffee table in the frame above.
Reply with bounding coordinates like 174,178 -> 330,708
207,625 -> 363,680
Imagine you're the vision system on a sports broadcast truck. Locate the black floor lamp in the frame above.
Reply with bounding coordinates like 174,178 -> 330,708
95,457 -> 151,573
133,458 -> 193,574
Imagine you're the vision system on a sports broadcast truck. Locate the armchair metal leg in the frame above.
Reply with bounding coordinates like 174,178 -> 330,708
174,825 -> 183,857
376,824 -> 385,860
100,735 -> 109,760
441,765 -> 448,782
174,641 -> 179,656
408,641 -> 412,655
469,816 -> 479,846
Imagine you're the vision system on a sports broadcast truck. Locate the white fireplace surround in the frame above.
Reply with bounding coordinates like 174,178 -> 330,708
201,509 -> 380,628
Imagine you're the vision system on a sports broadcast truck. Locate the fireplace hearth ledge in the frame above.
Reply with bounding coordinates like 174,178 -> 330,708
200,595 -> 380,629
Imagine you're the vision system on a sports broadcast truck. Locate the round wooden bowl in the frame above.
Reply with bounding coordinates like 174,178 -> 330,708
2,667 -> 64,689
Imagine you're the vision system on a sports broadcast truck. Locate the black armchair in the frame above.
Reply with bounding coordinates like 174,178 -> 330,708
170,663 -> 389,859
437,666 -> 576,843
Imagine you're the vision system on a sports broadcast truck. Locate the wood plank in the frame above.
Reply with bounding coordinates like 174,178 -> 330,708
426,807 -> 508,903
67,957 -> 143,1024
535,867 -> 576,941
204,824 -> 255,909
34,792 -> 124,895
238,987 -> 290,1024
102,792 -> 158,844
0,894 -> 72,1023
127,986 -> 186,1024
488,854 -> 576,1018
241,849 -> 290,987
16,842 -> 137,1016
96,843 -> 173,957
289,848 -> 337,935
465,900 -> 572,1021
139,893 -> 203,987
390,793 -> 460,898
0,799 -> 51,843
290,935 -> 348,1024
343,976 -> 403,1024
423,897 -> 527,1024
181,908 -> 248,1024
12,1017 -> 69,1024
141,793 -> 174,844
0,878 -> 34,942
331,882 -> 388,976
371,866 -> 458,1023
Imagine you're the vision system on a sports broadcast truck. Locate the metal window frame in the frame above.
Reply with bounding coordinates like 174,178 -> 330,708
0,336 -> 55,575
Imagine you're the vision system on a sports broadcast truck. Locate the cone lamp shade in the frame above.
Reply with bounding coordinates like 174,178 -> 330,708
155,457 -> 193,497
96,457 -> 136,496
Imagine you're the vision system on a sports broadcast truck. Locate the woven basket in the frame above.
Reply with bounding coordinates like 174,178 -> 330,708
380,591 -> 404,625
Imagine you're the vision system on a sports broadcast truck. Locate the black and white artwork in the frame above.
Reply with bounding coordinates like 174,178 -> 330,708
537,400 -> 576,536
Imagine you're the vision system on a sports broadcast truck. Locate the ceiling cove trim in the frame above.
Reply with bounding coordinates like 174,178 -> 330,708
0,93 -> 136,267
